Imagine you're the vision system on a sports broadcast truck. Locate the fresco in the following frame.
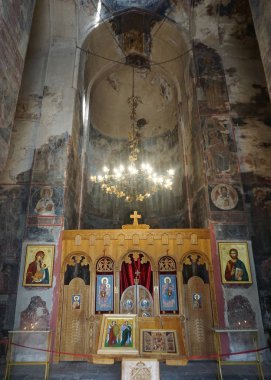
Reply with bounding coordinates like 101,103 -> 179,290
0,0 -> 35,171
248,0 -> 271,100
20,296 -> 50,331
227,295 -> 256,347
208,184 -> 243,212
0,186 -> 28,261
214,224 -> 248,241
77,0 -> 163,13
191,187 -> 208,228
202,116 -> 239,182
32,133 -> 69,184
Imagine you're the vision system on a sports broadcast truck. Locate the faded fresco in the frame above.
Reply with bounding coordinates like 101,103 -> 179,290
227,295 -> 256,348
194,42 -> 229,115
32,133 -> 69,184
0,186 -> 29,261
202,116 -> 239,182
208,184 -> 243,212
191,187 -> 208,228
20,296 -> 50,331
249,0 -> 271,100
0,0 -> 35,171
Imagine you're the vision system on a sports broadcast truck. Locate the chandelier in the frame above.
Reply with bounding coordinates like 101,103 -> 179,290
90,67 -> 175,202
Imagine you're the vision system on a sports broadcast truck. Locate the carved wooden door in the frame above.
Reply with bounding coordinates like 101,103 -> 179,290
60,277 -> 90,361
120,285 -> 153,317
183,276 -> 215,357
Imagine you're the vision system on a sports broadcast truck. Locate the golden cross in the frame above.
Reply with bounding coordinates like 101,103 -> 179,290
130,211 -> 141,226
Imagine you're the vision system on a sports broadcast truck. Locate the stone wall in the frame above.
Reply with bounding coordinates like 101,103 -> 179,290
190,0 -> 268,343
0,0 -> 35,171
0,0 -> 82,341
249,0 -> 271,101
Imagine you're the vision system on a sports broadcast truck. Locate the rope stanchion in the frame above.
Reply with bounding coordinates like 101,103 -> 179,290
188,346 -> 269,361
7,341 -> 269,361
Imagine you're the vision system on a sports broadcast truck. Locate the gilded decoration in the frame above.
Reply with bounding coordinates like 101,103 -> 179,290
162,234 -> 169,245
123,251 -> 149,265
96,257 -> 114,272
158,256 -> 176,272
75,235 -> 81,246
122,211 -> 150,229
190,234 -> 198,245
89,235 -> 96,245
176,234 -> 183,245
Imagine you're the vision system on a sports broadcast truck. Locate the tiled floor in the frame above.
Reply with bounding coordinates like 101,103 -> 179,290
1,360 -> 271,380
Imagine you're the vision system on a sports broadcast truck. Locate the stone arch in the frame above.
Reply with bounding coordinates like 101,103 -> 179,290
76,11 -> 194,229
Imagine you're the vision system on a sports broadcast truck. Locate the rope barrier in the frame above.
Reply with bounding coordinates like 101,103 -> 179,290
0,339 -> 268,361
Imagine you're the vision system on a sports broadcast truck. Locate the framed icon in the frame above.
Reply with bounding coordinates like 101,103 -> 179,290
218,242 -> 252,284
23,245 -> 54,287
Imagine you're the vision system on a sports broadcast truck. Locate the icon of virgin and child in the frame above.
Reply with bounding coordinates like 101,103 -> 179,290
25,250 -> 49,284
106,320 -> 132,347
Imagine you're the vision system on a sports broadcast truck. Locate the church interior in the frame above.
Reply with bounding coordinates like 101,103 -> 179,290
0,0 -> 271,379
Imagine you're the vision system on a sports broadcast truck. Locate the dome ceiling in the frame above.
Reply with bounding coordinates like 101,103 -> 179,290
90,64 -> 178,138
84,10 -> 190,139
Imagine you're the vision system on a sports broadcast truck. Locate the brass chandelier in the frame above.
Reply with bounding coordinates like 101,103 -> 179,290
90,67 -> 175,202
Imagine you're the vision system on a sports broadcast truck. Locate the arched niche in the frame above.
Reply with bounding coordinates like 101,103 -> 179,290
119,250 -> 154,317
119,250 -> 154,295
74,12 -> 198,229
